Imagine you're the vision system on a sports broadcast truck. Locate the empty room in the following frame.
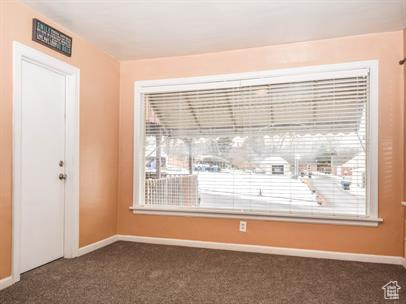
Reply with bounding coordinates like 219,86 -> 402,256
1,0 -> 406,303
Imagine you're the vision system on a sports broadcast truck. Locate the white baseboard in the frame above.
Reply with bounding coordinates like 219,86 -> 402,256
117,234 -> 405,265
1,234 -> 403,292
0,276 -> 14,291
77,235 -> 118,257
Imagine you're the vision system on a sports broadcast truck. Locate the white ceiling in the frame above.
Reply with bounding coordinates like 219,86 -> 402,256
22,0 -> 406,60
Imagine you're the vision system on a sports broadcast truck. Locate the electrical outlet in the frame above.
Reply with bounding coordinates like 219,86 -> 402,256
239,221 -> 247,232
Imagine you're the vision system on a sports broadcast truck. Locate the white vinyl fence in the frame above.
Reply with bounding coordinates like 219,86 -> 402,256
145,175 -> 199,207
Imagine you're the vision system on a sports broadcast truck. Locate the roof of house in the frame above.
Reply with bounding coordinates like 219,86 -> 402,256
342,152 -> 366,169
253,156 -> 289,165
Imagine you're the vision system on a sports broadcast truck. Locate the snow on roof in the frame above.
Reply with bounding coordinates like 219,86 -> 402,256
342,152 -> 365,169
253,156 -> 289,165
145,147 -> 168,158
195,155 -> 229,163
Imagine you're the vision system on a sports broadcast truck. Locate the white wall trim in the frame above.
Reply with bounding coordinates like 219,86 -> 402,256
130,208 -> 382,227
134,60 -> 377,90
3,233 -> 403,291
117,235 -> 405,265
64,234 -> 406,265
12,41 -> 80,284
77,235 -> 119,257
0,276 -> 15,291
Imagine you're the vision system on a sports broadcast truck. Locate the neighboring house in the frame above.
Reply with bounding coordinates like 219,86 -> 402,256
194,155 -> 230,171
253,156 -> 291,175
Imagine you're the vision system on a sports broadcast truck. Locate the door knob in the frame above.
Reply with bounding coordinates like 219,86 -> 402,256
58,173 -> 67,180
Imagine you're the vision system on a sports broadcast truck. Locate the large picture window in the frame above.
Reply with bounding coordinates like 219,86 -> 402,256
133,61 -> 379,226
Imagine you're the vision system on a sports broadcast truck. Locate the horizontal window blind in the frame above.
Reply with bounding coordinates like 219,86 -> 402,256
141,70 -> 369,217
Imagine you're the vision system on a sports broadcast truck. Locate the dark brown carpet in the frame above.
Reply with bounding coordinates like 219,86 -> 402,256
0,241 -> 405,304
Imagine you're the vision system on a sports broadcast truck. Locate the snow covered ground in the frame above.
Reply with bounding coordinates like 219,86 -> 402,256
196,171 -> 366,216
309,175 -> 366,215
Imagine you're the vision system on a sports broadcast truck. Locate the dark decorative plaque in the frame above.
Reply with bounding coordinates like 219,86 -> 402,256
32,18 -> 72,57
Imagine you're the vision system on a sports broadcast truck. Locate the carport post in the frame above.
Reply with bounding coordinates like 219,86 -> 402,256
187,139 -> 193,174
156,133 -> 162,178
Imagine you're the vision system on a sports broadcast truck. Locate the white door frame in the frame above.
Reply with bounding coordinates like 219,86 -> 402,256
12,41 -> 80,283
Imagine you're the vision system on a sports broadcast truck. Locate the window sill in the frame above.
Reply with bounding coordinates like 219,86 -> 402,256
129,206 -> 383,227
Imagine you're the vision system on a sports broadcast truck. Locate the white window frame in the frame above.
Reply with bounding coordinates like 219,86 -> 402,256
132,60 -> 381,227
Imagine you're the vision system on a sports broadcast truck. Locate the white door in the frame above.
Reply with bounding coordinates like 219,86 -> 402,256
20,59 -> 66,273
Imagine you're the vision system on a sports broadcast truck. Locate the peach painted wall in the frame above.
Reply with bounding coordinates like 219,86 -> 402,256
0,1 -> 119,279
118,31 -> 404,257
